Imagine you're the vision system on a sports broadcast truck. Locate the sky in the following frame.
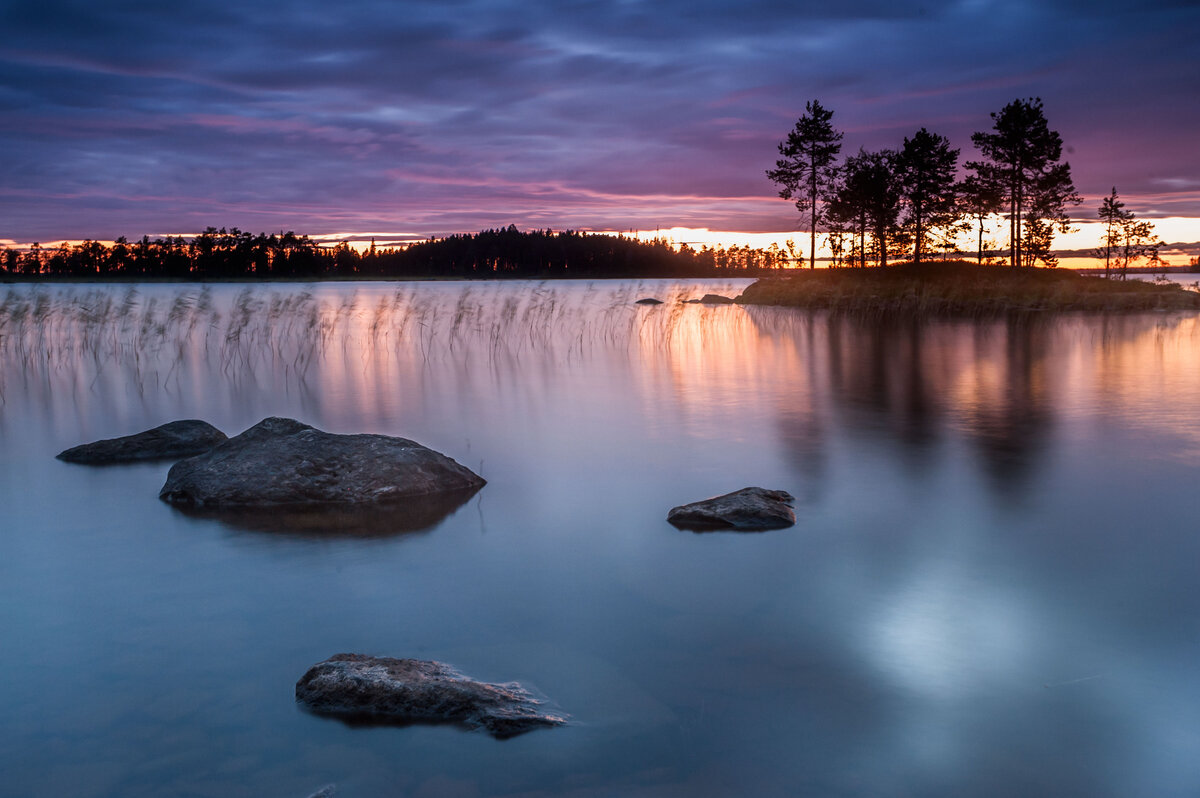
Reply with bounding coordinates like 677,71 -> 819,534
2,0 -> 1199,251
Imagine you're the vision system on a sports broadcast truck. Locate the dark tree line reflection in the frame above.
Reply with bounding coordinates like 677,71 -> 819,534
761,311 -> 1080,499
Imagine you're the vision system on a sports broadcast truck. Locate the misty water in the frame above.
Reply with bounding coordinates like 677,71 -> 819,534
3,280 -> 1200,798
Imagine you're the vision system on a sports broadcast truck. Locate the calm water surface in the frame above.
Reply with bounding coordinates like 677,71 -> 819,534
2,280 -> 1200,797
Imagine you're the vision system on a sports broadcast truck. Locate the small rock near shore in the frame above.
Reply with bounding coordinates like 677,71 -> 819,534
635,297 -> 664,305
296,654 -> 567,739
57,420 -> 227,464
667,487 -> 796,531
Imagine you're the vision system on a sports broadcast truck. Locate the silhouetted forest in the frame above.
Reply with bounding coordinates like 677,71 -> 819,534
1,225 -> 785,280
768,98 -> 1085,270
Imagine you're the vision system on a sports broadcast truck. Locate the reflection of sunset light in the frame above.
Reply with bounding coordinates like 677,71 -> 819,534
867,555 -> 1034,701
6,284 -> 1200,462
632,299 -> 812,444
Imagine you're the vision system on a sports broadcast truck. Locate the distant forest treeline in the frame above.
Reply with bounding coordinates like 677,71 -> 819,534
1,225 -> 788,280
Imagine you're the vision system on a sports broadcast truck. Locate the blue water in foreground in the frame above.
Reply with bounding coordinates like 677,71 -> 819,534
2,280 -> 1200,797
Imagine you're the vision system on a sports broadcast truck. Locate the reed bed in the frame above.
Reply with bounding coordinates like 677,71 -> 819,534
0,281 -> 744,406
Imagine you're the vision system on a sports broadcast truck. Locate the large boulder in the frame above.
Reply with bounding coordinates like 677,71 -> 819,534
295,654 -> 567,739
667,487 -> 796,531
159,417 -> 484,510
57,420 -> 227,464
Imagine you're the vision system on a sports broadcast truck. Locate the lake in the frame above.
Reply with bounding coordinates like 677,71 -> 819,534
2,279 -> 1200,797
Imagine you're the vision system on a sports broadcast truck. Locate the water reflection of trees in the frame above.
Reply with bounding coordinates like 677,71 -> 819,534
744,310 -> 1199,500
749,311 -> 1052,494
967,318 -> 1055,494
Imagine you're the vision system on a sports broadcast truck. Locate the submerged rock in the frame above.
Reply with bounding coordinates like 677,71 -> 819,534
667,487 -> 796,531
685,294 -> 736,305
634,297 -> 664,305
295,654 -> 567,739
173,490 -> 480,538
305,786 -> 336,798
159,417 -> 484,510
57,420 -> 227,464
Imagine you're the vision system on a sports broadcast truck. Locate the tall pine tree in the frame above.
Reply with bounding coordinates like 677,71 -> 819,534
896,128 -> 959,264
967,98 -> 1080,267
826,149 -> 903,268
767,100 -> 843,269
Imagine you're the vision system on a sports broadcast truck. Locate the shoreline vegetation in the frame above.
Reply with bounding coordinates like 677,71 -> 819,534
735,260 -> 1200,315
0,225 -> 776,281
4,226 -> 1199,316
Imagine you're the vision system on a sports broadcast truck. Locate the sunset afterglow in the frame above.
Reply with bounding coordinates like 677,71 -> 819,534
2,2 -> 1197,252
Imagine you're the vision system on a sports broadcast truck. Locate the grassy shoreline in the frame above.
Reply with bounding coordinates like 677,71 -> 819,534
735,261 -> 1200,315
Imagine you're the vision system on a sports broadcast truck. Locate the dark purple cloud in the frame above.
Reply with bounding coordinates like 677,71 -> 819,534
1,0 -> 1197,241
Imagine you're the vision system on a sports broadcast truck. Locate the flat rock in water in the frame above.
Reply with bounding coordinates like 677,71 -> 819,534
57,420 -> 227,464
159,417 -> 484,510
685,294 -> 735,305
667,487 -> 796,531
295,654 -> 567,739
634,297 -> 664,305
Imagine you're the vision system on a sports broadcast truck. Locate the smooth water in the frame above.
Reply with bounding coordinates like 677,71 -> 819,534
2,280 -> 1200,798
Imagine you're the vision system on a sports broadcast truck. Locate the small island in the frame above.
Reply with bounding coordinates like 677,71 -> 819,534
736,260 -> 1200,315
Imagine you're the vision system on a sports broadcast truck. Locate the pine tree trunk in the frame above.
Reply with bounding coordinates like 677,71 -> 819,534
1015,180 -> 1024,268
1104,220 -> 1112,278
1009,188 -> 1016,267
810,155 -> 818,270
914,212 -> 922,264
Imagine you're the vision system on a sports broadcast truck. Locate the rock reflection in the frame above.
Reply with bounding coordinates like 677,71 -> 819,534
170,486 -> 481,539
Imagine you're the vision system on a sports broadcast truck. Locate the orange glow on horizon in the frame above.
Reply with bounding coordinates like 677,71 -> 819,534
615,218 -> 1200,270
6,217 -> 1199,270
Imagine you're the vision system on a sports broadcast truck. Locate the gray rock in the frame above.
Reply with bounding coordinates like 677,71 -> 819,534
296,654 -> 567,739
667,487 -> 796,531
57,420 -> 227,464
635,297 -> 664,305
159,417 -> 484,510
305,786 -> 336,798
171,491 -> 478,538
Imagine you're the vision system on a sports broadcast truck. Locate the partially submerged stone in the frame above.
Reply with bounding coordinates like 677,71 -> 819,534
57,420 -> 227,464
689,293 -> 736,305
159,417 -> 484,510
634,297 -> 664,305
667,487 -> 796,531
296,654 -> 567,739
305,786 -> 336,798
172,490 -> 480,538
